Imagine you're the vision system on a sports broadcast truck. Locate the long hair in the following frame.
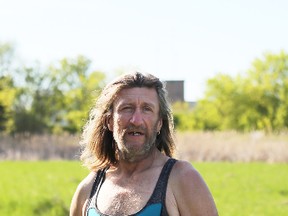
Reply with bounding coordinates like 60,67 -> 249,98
80,72 -> 175,171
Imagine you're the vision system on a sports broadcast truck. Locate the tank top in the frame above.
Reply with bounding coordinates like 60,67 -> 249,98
86,158 -> 177,216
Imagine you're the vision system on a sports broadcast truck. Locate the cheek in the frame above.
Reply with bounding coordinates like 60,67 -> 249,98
116,114 -> 129,125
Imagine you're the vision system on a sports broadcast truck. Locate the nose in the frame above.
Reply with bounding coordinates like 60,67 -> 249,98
130,109 -> 144,126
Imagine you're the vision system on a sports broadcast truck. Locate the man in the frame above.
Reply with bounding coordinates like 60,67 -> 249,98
70,72 -> 218,216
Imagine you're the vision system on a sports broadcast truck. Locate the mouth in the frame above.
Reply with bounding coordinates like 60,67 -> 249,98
128,131 -> 144,136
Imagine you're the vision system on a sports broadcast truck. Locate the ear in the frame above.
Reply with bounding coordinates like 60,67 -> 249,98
107,116 -> 113,131
157,118 -> 163,133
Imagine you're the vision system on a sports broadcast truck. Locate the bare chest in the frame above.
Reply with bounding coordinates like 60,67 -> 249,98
96,178 -> 155,215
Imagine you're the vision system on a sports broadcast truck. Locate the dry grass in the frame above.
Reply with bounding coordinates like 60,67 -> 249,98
0,134 -> 80,160
175,131 -> 288,163
0,131 -> 288,162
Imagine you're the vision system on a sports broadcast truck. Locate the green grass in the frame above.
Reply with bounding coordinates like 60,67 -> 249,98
0,161 -> 287,216
0,161 -> 88,216
193,162 -> 288,216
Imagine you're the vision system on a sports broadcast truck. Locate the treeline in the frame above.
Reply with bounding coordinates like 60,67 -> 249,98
1,42 -> 288,135
174,50 -> 288,133
0,42 -> 106,135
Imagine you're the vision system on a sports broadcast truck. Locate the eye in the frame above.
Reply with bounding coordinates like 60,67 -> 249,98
143,105 -> 153,112
121,106 -> 133,112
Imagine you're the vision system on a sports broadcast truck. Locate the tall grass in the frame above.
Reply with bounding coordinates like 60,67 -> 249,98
175,131 -> 288,162
0,134 -> 80,160
1,131 -> 288,162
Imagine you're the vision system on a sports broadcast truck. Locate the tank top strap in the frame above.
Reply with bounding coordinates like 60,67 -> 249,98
147,158 -> 177,205
86,166 -> 109,211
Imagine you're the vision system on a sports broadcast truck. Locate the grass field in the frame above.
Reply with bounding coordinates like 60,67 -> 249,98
194,162 -> 288,216
0,161 -> 88,216
0,161 -> 287,216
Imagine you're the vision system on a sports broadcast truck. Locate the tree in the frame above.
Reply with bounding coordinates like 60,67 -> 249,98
10,55 -> 106,135
48,55 -> 106,133
0,42 -> 18,133
192,51 -> 288,133
0,42 -> 107,135
172,102 -> 196,131
244,51 -> 288,132
0,75 -> 17,132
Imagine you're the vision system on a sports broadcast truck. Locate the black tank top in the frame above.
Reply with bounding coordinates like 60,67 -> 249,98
86,158 -> 177,216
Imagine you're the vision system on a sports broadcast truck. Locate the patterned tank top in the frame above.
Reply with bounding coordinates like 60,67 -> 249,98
86,158 -> 177,216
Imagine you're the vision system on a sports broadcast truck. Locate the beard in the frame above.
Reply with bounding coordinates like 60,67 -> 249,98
113,123 -> 159,162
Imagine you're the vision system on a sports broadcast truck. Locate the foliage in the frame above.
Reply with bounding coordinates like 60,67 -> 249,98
0,75 -> 17,132
0,41 -> 107,134
0,43 -> 18,133
46,56 -> 106,133
172,102 -> 196,131
10,57 -> 106,135
2,41 -> 288,134
174,51 -> 288,132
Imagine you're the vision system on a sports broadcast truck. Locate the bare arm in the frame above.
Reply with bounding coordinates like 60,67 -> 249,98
70,172 -> 96,216
171,161 -> 218,216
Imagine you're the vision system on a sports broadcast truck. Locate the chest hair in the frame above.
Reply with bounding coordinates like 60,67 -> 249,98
97,177 -> 155,215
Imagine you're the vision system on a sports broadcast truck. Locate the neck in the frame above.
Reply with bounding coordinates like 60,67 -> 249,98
112,148 -> 164,177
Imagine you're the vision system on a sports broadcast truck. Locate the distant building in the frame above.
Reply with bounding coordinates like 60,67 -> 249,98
165,80 -> 184,103
165,80 -> 196,109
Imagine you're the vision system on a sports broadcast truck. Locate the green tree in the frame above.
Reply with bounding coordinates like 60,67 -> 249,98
45,56 -> 106,134
0,75 -> 17,132
0,42 -> 107,135
243,51 -> 288,132
12,55 -> 106,135
0,42 -> 18,133
172,102 -> 196,131
192,51 -> 288,132
12,64 -> 52,134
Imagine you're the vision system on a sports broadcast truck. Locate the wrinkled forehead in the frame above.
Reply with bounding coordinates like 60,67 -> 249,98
114,87 -> 160,106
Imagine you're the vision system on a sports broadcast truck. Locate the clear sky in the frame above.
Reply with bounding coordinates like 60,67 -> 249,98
1,0 -> 288,101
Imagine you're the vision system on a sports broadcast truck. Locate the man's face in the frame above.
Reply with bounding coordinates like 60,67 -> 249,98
108,87 -> 162,161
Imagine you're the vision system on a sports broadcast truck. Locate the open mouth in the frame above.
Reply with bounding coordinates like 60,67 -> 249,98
128,131 -> 144,136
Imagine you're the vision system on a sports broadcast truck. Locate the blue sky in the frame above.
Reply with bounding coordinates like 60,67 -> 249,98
1,0 -> 288,101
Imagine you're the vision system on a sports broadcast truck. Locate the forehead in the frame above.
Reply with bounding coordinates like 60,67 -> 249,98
115,87 -> 159,105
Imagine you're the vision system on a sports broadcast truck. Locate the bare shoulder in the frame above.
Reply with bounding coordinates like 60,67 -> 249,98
171,160 -> 202,184
170,160 -> 218,216
70,172 -> 96,216
170,160 -> 206,197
